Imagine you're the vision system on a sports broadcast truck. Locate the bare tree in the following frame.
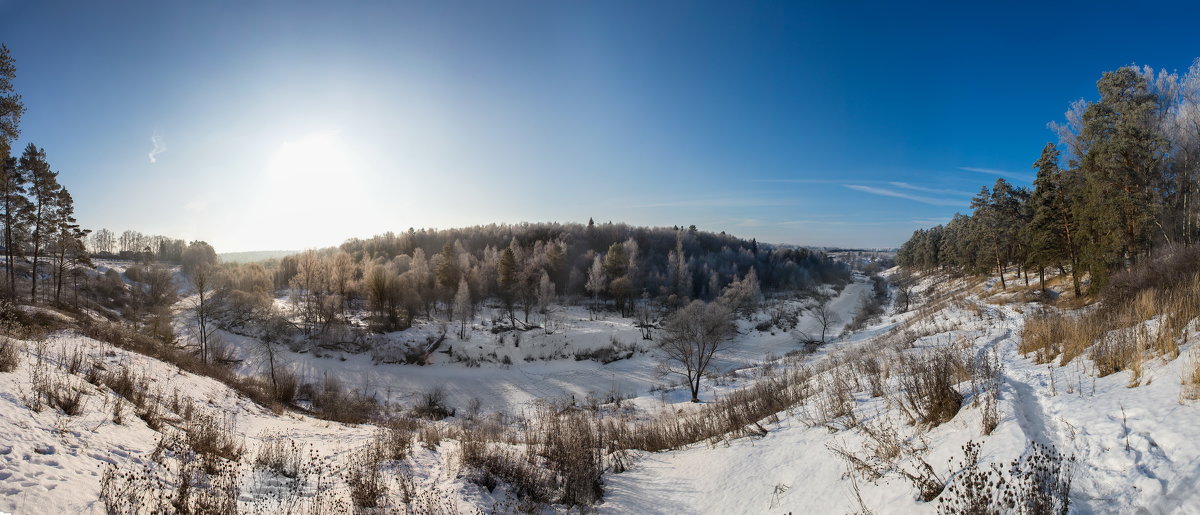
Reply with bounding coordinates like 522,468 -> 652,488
658,300 -> 735,403
635,291 -> 655,340
895,274 -> 917,313
190,264 -> 223,365
258,313 -> 295,401
810,299 -> 840,344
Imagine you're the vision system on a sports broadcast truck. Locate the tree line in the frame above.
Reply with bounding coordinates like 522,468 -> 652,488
259,220 -> 849,333
88,228 -> 191,263
898,60 -> 1200,295
0,45 -> 90,305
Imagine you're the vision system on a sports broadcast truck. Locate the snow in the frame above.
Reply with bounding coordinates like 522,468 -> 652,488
213,280 -> 876,415
4,270 -> 1200,512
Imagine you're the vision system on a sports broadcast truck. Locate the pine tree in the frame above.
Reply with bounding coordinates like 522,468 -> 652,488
0,47 -> 25,301
19,144 -> 62,303
0,151 -> 28,300
497,247 -> 518,325
49,188 -> 87,303
436,241 -> 459,297
0,45 -> 24,144
603,241 -> 627,280
1028,143 -> 1083,295
1077,68 -> 1166,284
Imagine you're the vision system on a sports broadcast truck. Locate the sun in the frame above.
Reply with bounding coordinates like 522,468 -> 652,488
267,131 -> 353,200
248,131 -> 364,248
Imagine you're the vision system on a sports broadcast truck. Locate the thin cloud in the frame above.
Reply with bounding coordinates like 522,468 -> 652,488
843,184 -> 968,207
631,197 -> 800,208
888,182 -> 974,197
780,219 -> 850,226
148,131 -> 166,164
959,166 -> 1033,182
781,218 -> 940,226
751,179 -> 872,184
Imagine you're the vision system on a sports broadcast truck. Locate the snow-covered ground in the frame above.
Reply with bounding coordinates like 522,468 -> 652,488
211,280 -> 875,415
4,270 -> 1200,513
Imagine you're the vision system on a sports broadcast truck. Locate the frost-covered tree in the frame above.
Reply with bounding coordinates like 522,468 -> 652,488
536,270 -> 555,316
453,277 -> 471,339
717,268 -> 761,318
585,254 -> 607,309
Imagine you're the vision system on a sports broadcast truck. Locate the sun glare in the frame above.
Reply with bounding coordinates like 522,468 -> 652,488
250,131 -> 363,248
267,132 -> 352,198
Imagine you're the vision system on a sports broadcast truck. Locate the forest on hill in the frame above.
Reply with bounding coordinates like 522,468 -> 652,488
897,61 -> 1200,296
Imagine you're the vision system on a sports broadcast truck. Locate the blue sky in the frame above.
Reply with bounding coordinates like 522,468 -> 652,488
1,1 -> 1198,252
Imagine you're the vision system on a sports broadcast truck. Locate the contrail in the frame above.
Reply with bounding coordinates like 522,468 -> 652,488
148,130 -> 166,164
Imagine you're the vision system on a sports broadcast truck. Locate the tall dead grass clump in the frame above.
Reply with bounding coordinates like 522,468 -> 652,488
1081,248 -> 1200,378
185,411 -> 245,468
254,434 -> 303,478
311,375 -> 380,424
0,336 -> 20,372
895,346 -> 967,428
344,445 -> 388,509
1180,347 -> 1200,401
1021,267 -> 1200,383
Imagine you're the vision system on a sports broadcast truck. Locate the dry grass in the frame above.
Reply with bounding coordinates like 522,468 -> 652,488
894,345 -> 967,428
185,411 -> 245,466
1020,270 -> 1200,385
1181,348 -> 1200,401
254,434 -> 304,478
0,336 -> 19,372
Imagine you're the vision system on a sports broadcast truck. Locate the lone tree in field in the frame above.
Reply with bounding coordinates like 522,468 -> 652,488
658,300 -> 735,402
811,299 -> 840,344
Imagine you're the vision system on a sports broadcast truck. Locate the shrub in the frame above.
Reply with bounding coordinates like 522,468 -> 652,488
411,386 -> 454,420
937,441 -> 1074,515
46,375 -> 88,416
312,376 -> 380,424
1104,244 -> 1200,304
572,344 -> 635,364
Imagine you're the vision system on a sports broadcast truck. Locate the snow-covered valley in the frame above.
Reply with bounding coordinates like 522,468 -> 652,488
2,267 -> 1200,514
